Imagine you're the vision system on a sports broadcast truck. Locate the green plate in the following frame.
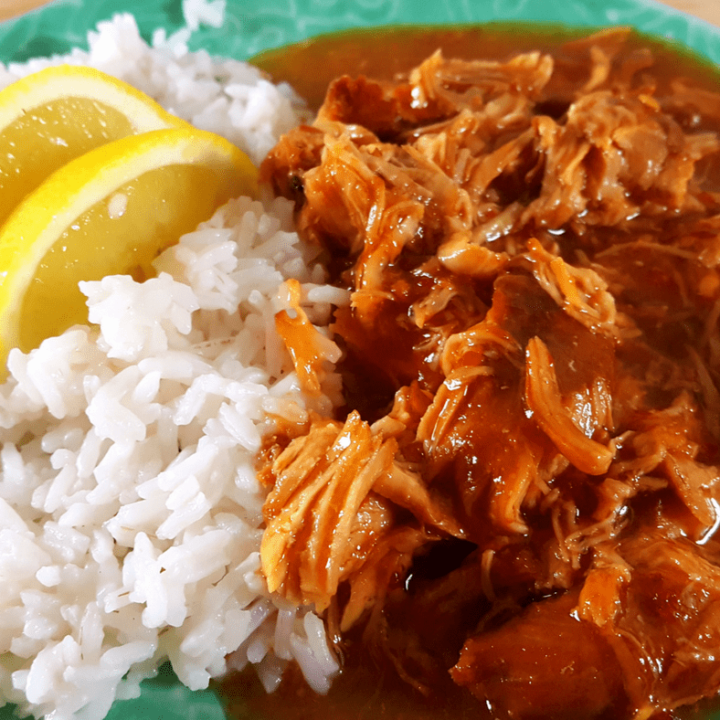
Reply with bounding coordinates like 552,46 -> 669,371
1,0 -> 720,719
0,0 -> 720,64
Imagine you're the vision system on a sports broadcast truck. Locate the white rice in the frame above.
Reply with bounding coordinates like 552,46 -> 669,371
0,3 -> 345,719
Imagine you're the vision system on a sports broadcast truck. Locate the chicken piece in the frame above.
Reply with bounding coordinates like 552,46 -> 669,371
261,412 -> 398,609
274,279 -> 343,397
546,28 -> 646,101
260,410 -> 464,619
418,271 -> 616,536
316,50 -> 554,144
436,232 -> 509,279
453,525 -> 720,719
525,336 -> 613,476
526,238 -> 617,336
608,392 -> 720,536
451,590 -> 628,720
374,461 -> 465,540
356,545 -> 489,695
519,89 -> 719,231
341,525 -> 433,633
260,124 -> 325,201
607,528 -> 720,712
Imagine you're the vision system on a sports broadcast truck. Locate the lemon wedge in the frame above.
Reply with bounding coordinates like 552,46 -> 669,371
0,127 -> 258,361
0,65 -> 187,227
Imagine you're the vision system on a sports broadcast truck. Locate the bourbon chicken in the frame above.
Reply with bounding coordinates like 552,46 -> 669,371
256,27 -> 720,719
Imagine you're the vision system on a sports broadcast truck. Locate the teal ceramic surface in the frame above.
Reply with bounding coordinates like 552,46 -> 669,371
0,0 -> 719,65
0,0 -> 719,718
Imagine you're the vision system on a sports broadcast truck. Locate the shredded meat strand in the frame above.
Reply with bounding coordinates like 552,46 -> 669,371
258,27 -> 720,720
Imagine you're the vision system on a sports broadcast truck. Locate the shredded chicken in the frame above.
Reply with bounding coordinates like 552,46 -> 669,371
257,27 -> 720,720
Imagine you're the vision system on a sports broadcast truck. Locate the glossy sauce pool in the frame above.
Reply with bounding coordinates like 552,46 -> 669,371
250,23 -> 720,112
219,24 -> 720,720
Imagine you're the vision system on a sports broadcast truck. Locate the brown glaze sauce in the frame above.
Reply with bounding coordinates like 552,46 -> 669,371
219,24 -> 720,720
251,24 -> 720,113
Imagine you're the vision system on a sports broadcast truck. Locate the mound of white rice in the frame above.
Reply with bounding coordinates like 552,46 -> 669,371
0,5 -> 344,720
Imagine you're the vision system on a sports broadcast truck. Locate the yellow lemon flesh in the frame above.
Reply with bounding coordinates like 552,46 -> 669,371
0,65 -> 187,227
0,127 -> 258,360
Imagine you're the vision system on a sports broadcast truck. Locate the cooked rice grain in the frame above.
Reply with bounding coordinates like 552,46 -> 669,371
0,11 -> 343,720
